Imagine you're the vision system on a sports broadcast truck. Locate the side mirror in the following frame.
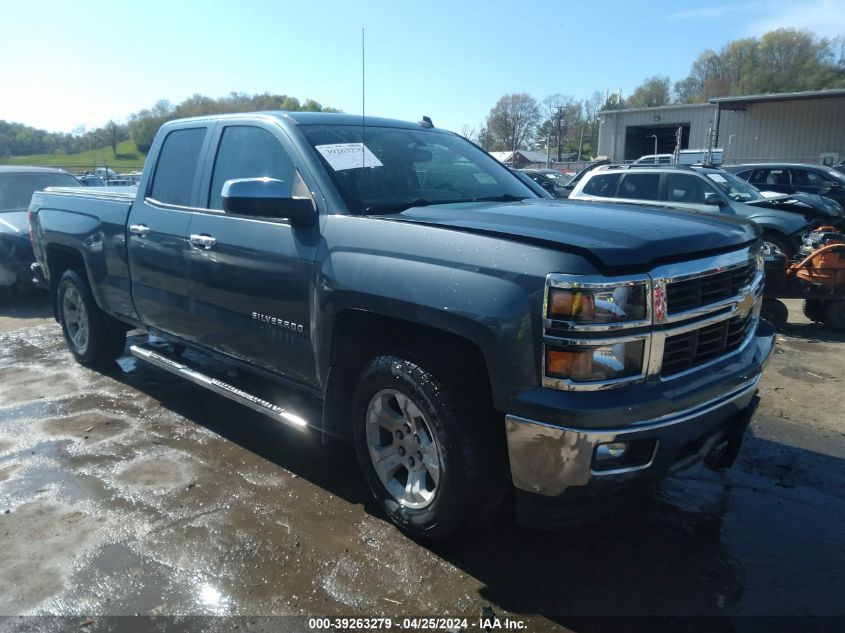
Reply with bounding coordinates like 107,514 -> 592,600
222,178 -> 315,226
704,194 -> 727,207
540,180 -> 556,192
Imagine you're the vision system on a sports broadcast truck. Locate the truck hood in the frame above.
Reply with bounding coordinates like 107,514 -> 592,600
386,199 -> 758,271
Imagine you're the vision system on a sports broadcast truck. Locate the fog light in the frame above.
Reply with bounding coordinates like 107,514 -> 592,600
596,442 -> 628,461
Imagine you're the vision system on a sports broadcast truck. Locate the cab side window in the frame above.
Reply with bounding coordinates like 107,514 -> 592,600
208,126 -> 297,210
150,128 -> 207,206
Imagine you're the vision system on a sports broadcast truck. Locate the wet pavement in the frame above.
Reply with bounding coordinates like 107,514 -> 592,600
0,295 -> 844,630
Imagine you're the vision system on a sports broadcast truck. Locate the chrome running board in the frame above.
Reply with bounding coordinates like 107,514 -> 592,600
129,345 -> 310,432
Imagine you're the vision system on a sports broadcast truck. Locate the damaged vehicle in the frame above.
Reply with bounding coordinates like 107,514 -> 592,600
568,164 -> 824,257
29,112 -> 774,537
0,166 -> 81,295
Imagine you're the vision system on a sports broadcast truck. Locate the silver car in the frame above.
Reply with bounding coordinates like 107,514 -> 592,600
568,165 -> 815,257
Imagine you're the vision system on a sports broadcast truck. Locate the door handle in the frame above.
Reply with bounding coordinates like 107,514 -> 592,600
129,224 -> 150,237
190,234 -> 217,249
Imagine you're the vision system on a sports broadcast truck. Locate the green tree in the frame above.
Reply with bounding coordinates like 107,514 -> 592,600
485,93 -> 540,152
675,29 -> 845,103
627,76 -> 671,108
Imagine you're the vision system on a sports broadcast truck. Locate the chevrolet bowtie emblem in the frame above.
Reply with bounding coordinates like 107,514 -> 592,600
737,293 -> 755,316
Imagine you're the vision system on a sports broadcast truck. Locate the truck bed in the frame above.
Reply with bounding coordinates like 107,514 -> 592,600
30,187 -> 137,320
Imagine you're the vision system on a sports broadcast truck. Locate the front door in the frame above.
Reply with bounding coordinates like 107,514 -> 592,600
185,123 -> 320,387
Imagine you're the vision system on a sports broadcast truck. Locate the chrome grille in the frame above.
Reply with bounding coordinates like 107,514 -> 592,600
665,262 -> 755,315
661,313 -> 753,377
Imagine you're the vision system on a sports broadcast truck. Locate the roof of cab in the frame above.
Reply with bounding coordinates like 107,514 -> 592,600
0,166 -> 73,174
162,111 -> 443,131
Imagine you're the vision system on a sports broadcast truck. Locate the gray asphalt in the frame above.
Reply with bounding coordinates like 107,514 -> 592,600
1,294 -> 844,631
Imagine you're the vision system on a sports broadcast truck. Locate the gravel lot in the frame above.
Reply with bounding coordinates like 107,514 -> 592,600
0,294 -> 844,631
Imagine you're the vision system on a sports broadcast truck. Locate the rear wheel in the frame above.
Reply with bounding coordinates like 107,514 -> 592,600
57,270 -> 126,367
352,354 -> 505,539
803,299 -> 825,323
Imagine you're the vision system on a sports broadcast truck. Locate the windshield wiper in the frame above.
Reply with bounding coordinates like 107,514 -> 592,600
363,198 -> 478,214
471,193 -> 528,202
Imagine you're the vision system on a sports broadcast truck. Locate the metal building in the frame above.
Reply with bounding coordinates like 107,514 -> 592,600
597,89 -> 845,165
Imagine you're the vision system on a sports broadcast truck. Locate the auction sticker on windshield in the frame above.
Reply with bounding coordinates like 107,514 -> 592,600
316,143 -> 383,171
708,174 -> 728,183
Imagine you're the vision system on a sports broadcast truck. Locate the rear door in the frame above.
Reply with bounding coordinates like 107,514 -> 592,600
185,120 -> 320,386
127,124 -> 212,339
754,168 -> 792,194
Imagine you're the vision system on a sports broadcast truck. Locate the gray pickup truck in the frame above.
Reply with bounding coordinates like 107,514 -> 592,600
29,112 -> 775,537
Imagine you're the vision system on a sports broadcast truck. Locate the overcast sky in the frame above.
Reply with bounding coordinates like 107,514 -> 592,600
2,0 -> 843,135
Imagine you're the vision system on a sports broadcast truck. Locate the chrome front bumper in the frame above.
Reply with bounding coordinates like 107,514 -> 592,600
505,376 -> 760,497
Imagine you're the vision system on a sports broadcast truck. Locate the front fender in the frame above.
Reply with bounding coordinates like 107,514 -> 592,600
314,214 -> 598,410
741,209 -> 808,235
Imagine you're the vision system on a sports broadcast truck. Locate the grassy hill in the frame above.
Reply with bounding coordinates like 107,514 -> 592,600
0,140 -> 146,171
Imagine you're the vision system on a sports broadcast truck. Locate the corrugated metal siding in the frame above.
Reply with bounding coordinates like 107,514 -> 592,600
598,96 -> 845,164
598,104 -> 714,160
720,96 -> 845,164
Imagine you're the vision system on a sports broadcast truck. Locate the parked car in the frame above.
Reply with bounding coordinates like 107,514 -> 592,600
634,149 -> 723,165
30,112 -> 774,537
726,163 -> 845,208
568,164 -> 817,257
532,168 -> 573,188
76,174 -> 106,186
516,169 -> 568,197
510,169 -> 554,198
0,166 -> 81,294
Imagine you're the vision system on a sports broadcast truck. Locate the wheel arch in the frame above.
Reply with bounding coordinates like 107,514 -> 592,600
321,308 -> 494,442
44,244 -> 89,320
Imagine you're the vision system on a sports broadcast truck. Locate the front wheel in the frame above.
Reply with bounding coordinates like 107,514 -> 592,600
352,355 -> 504,539
823,300 -> 845,332
803,299 -> 825,323
57,270 -> 126,367
761,233 -> 794,259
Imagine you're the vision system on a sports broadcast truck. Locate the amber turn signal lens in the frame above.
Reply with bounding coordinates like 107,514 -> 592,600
546,349 -> 593,381
549,290 -> 595,319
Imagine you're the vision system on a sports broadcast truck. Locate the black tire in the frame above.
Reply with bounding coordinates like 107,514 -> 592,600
57,270 -> 126,367
761,233 -> 795,259
761,298 -> 789,329
823,300 -> 845,332
352,354 -> 504,539
803,299 -> 825,323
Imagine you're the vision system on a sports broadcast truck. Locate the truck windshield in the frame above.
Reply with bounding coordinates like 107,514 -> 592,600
299,124 -> 535,213
0,173 -> 81,212
705,171 -> 764,202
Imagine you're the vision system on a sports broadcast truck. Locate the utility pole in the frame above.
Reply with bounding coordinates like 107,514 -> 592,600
577,126 -> 584,162
555,105 -> 564,163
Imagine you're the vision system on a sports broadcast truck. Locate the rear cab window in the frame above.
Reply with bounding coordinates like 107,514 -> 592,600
149,128 -> 208,206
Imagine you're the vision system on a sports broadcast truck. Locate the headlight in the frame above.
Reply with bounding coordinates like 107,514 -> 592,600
546,340 -> 645,383
548,284 -> 648,324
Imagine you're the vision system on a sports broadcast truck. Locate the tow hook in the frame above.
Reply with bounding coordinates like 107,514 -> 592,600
705,395 -> 760,471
